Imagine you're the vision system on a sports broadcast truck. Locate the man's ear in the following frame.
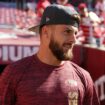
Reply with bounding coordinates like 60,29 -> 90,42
42,25 -> 50,39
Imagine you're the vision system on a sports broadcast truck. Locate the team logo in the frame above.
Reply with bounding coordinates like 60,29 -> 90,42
46,17 -> 50,22
65,80 -> 78,105
68,92 -> 78,105
65,79 -> 77,87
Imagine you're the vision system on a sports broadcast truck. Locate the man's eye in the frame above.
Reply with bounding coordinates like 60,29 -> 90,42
75,31 -> 77,35
65,30 -> 72,34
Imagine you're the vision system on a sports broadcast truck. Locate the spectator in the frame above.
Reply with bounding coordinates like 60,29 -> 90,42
36,0 -> 51,17
69,0 -> 85,7
78,3 -> 102,46
26,0 -> 36,12
95,0 -> 105,25
78,3 -> 100,25
95,0 -> 105,15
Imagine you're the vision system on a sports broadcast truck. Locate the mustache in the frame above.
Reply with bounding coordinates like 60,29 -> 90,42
63,42 -> 74,47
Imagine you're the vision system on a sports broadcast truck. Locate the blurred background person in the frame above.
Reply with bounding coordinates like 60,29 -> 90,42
69,0 -> 85,7
26,0 -> 36,12
95,0 -> 105,25
36,0 -> 51,17
95,0 -> 105,15
77,3 -> 104,47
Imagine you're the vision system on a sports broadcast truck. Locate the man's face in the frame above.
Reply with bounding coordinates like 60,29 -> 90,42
80,8 -> 88,17
48,25 -> 78,61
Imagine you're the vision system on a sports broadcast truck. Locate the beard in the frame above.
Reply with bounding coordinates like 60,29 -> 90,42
49,36 -> 74,61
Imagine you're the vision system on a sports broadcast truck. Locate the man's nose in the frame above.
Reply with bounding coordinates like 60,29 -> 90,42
69,34 -> 77,43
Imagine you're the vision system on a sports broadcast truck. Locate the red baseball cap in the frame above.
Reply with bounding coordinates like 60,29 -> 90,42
78,3 -> 87,10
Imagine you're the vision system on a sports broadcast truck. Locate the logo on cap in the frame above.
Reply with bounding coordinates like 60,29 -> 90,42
46,17 -> 50,22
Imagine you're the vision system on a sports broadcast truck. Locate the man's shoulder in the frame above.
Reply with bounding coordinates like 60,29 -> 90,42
1,55 -> 35,81
2,55 -> 34,76
9,55 -> 34,69
0,55 -> 35,89
69,61 -> 93,89
69,61 -> 91,80
89,11 -> 100,22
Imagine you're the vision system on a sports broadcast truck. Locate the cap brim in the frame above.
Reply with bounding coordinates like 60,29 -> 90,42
28,25 -> 40,33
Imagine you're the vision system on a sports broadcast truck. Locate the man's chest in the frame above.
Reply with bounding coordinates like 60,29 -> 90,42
16,70 -> 85,105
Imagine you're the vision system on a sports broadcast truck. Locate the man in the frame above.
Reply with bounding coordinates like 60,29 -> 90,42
36,0 -> 51,17
0,4 -> 100,105
78,3 -> 101,25
78,3 -> 102,46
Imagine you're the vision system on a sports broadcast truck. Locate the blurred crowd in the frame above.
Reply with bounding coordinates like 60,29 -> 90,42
25,0 -> 105,47
1,0 -> 105,47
